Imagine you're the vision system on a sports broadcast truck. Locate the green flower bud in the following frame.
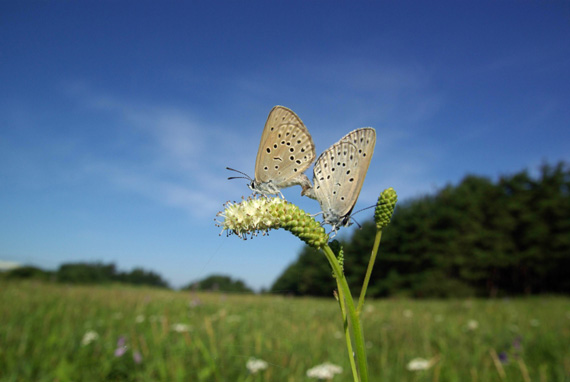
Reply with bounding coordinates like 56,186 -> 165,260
375,188 -> 398,229
216,196 -> 329,248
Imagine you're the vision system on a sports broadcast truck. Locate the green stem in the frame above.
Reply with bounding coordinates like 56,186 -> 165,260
334,278 -> 359,382
322,244 -> 369,382
357,229 -> 383,316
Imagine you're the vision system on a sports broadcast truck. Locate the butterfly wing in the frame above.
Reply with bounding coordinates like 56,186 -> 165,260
254,106 -> 316,189
336,127 -> 376,203
312,128 -> 376,229
313,140 -> 360,218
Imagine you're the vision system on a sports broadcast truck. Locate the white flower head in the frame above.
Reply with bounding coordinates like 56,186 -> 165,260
467,319 -> 479,330
215,196 -> 328,248
135,314 -> 145,323
216,197 -> 283,239
406,357 -> 432,371
403,309 -> 413,318
81,330 -> 99,346
171,323 -> 192,333
307,362 -> 343,379
246,357 -> 268,374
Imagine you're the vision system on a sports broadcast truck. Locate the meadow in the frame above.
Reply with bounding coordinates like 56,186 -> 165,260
1,280 -> 569,382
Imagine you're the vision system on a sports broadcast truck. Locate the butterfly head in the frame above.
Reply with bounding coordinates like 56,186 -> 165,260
248,179 -> 282,197
322,208 -> 354,234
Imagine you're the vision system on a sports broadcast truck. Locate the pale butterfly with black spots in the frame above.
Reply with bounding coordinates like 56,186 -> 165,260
304,128 -> 376,233
227,106 -> 316,197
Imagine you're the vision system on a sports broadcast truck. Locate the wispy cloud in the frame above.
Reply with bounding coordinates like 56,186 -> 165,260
60,82 -> 250,218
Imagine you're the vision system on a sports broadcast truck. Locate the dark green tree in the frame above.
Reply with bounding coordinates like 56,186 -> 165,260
270,161 -> 570,297
185,274 -> 253,293
270,246 -> 336,296
4,265 -> 53,281
57,262 -> 117,284
119,267 -> 169,288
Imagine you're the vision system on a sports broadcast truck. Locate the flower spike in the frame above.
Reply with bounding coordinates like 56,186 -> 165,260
216,196 -> 329,248
375,187 -> 398,229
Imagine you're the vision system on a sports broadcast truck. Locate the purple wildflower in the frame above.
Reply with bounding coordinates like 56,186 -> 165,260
114,346 -> 127,357
117,336 -> 126,347
114,336 -> 127,357
133,350 -> 143,364
498,351 -> 508,364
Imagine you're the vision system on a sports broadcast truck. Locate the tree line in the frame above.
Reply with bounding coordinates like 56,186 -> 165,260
271,161 -> 570,298
2,263 -> 254,293
2,262 -> 169,288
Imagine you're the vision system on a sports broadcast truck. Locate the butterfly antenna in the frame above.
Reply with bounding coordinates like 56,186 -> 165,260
351,203 -> 377,216
351,217 -> 362,229
226,167 -> 253,181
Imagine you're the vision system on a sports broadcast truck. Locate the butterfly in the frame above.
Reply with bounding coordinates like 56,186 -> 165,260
304,128 -> 376,233
227,106 -> 316,197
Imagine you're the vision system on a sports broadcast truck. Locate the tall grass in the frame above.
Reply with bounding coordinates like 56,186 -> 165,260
1,280 -> 568,381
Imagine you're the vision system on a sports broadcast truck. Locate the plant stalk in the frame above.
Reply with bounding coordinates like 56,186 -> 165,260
322,244 -> 369,382
357,229 -> 383,316
334,279 -> 359,382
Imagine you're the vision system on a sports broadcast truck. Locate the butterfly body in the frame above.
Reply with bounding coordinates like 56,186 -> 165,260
306,128 -> 376,232
249,172 -> 312,196
232,106 -> 315,197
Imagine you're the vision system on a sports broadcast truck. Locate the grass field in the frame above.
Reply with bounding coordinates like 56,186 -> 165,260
1,280 -> 569,382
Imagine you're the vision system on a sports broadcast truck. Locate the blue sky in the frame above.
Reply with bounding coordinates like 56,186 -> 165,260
1,1 -> 569,290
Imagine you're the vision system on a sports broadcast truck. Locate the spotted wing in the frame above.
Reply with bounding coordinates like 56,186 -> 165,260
336,127 -> 376,201
313,128 -> 376,219
312,141 -> 360,219
254,106 -> 316,186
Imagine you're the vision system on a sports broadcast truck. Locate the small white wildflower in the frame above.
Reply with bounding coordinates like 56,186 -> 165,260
216,197 -> 283,239
307,362 -> 343,379
135,314 -> 145,323
403,309 -> 413,318
81,330 -> 99,346
467,319 -> 479,330
171,323 -> 192,333
246,357 -> 268,374
406,357 -> 432,371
